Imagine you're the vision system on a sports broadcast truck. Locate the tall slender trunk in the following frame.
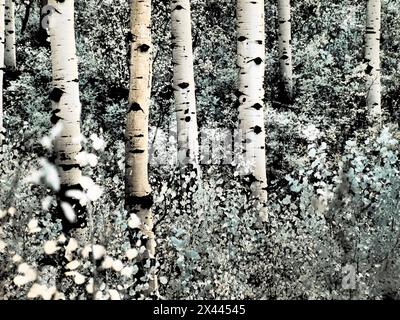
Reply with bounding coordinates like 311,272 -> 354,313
277,0 -> 293,102
48,0 -> 83,230
237,0 -> 268,222
0,0 -> 5,145
4,0 -> 16,69
21,0 -> 35,34
171,0 -> 199,168
365,0 -> 381,126
126,0 -> 157,295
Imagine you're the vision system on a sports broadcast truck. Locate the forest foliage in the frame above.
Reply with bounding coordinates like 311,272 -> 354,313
0,0 -> 400,299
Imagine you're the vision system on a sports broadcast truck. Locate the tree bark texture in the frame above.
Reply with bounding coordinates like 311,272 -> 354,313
365,0 -> 381,125
237,0 -> 268,222
4,0 -> 16,68
171,0 -> 199,168
126,0 -> 157,295
48,0 -> 84,229
277,0 -> 293,102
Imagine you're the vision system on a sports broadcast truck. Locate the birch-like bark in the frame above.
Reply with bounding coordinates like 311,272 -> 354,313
4,0 -> 16,69
365,0 -> 381,125
126,0 -> 157,295
171,0 -> 199,168
48,0 -> 83,227
277,0 -> 293,102
0,0 -> 5,145
237,0 -> 268,222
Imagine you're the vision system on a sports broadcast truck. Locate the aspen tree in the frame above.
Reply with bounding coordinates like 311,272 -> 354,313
0,0 -> 4,145
365,0 -> 381,125
48,0 -> 83,228
237,0 -> 268,222
277,0 -> 293,102
126,0 -> 157,295
4,0 -> 16,69
171,0 -> 199,168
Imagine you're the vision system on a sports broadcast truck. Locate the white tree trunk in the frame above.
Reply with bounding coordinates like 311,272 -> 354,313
365,0 -> 381,125
0,0 -> 4,145
277,0 -> 293,101
171,0 -> 199,167
4,0 -> 16,69
126,0 -> 157,295
48,0 -> 82,197
237,0 -> 268,222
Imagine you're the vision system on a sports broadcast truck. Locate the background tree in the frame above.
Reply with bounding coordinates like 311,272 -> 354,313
171,0 -> 200,168
0,0 -> 4,145
237,0 -> 268,222
365,0 -> 381,126
277,0 -> 293,102
48,0 -> 84,229
126,0 -> 157,295
4,0 -> 16,69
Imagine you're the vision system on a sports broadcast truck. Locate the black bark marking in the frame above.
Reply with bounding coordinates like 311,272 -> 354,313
49,88 -> 64,102
253,57 -> 263,65
50,109 -> 62,124
138,44 -> 150,52
178,82 -> 190,89
127,32 -> 134,42
253,126 -> 262,134
59,164 -> 81,171
251,103 -> 262,110
129,102 -> 144,112
126,194 -> 154,210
